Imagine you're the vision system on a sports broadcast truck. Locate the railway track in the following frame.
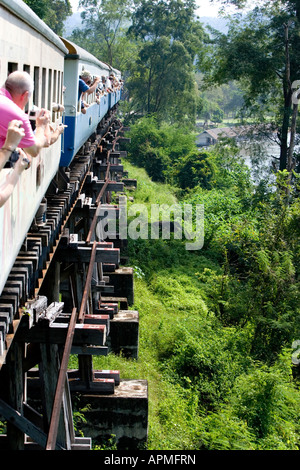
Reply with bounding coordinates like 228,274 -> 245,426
0,113 -> 146,450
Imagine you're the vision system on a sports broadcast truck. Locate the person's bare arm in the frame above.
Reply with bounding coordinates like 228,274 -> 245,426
47,123 -> 66,145
0,150 -> 31,207
85,77 -> 101,96
25,109 -> 51,158
0,120 -> 25,171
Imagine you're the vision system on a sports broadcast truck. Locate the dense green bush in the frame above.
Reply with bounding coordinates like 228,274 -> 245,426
175,151 -> 216,189
126,116 -> 205,184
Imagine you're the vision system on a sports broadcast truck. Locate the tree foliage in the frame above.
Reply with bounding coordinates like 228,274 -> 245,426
24,0 -> 72,35
126,116 -> 205,183
125,0 -> 208,123
202,1 -> 300,172
72,0 -> 134,67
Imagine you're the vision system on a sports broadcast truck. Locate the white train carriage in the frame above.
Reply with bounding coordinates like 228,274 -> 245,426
59,37 -> 122,167
0,0 -> 68,295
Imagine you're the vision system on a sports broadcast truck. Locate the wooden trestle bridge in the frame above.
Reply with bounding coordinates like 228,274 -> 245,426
0,110 -> 148,450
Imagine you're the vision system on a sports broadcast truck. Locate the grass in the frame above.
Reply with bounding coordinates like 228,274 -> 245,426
84,159 -> 221,449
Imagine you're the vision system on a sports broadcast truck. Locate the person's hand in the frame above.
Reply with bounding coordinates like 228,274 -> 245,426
36,109 -> 51,128
4,120 -> 25,150
57,123 -> 67,135
52,103 -> 65,113
14,149 -> 31,173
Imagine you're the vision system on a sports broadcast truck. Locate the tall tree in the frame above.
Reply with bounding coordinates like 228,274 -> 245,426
71,0 -> 134,67
202,0 -> 300,173
126,0 -> 208,123
24,0 -> 72,35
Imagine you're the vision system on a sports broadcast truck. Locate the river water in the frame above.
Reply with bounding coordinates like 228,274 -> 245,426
238,136 -> 280,184
238,132 -> 300,186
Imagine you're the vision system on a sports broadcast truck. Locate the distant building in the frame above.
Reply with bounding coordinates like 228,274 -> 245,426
196,125 -> 262,147
196,127 -> 239,147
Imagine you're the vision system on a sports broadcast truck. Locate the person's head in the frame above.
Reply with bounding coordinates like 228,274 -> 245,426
80,70 -> 92,85
4,71 -> 34,109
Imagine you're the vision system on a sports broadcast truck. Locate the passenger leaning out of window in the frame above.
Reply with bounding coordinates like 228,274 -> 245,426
0,71 -> 65,158
78,70 -> 101,114
0,119 -> 31,207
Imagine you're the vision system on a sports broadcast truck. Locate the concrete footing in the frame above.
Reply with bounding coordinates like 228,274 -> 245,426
108,310 -> 139,358
75,379 -> 148,449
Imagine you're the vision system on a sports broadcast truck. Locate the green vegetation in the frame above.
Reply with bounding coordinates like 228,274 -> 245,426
24,0 -> 72,35
81,116 -> 300,450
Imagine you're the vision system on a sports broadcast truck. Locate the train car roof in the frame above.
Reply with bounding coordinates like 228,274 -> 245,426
0,0 -> 68,54
60,37 -> 121,77
60,37 -> 110,70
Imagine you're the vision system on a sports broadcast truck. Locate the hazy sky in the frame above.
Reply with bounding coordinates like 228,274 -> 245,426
70,0 -> 224,17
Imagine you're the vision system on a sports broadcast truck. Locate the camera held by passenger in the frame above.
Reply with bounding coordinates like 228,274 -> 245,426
4,149 -> 21,168
29,105 -> 40,130
52,102 -> 65,113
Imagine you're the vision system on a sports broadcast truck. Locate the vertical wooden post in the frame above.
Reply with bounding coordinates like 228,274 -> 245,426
53,262 -> 61,303
39,343 -> 69,448
6,340 -> 25,449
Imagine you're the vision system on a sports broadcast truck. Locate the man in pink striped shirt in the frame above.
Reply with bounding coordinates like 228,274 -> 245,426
0,71 -> 50,158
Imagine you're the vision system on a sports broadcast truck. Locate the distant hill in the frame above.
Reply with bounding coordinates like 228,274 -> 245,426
63,11 -> 82,36
62,13 -> 229,38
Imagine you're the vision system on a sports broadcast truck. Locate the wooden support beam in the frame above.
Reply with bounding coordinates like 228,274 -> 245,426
122,178 -> 137,188
68,377 -> 115,394
98,164 -> 123,172
68,369 -> 120,385
15,315 -> 107,346
84,179 -> 124,193
55,245 -> 120,265
0,397 -> 63,450
40,343 -> 67,448
5,339 -> 25,449
71,345 -> 108,355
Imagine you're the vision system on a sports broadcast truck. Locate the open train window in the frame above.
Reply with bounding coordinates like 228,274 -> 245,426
60,72 -> 64,105
52,70 -> 57,120
41,68 -> 46,108
53,70 -> 57,105
48,69 -> 52,112
23,65 -> 30,113
7,62 -> 18,75
33,67 -> 40,107
58,71 -> 61,103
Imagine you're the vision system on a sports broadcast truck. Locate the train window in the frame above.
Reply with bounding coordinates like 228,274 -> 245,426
48,69 -> 52,112
53,70 -> 57,104
58,71 -> 61,104
7,63 -> 18,74
41,68 -> 46,108
23,65 -> 30,113
61,72 -> 64,105
33,67 -> 40,107
52,70 -> 57,120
